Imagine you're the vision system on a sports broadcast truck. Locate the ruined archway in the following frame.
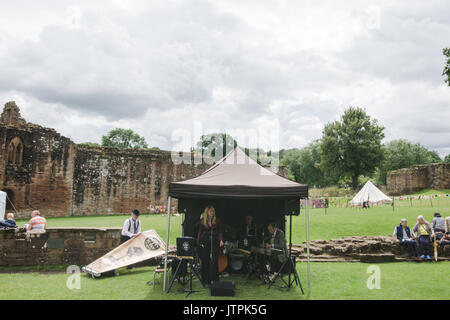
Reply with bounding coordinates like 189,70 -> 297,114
7,137 -> 23,166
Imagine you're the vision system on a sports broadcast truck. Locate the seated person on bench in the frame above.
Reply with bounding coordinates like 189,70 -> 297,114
0,213 -> 17,229
393,218 -> 418,258
27,210 -> 46,232
432,213 -> 446,240
412,215 -> 434,260
265,222 -> 288,273
440,232 -> 450,246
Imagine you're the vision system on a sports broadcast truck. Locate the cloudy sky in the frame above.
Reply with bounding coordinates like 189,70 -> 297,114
0,0 -> 449,156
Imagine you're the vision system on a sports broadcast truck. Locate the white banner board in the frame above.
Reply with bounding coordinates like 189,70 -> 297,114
82,229 -> 166,277
0,191 -> 6,221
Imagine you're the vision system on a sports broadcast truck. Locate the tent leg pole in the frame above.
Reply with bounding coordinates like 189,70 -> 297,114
289,214 -> 292,288
163,196 -> 172,293
306,198 -> 311,296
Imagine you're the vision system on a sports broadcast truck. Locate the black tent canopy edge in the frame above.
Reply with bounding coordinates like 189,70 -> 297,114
169,184 -> 308,199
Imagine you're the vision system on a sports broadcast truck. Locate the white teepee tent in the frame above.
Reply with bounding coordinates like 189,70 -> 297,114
350,181 -> 392,206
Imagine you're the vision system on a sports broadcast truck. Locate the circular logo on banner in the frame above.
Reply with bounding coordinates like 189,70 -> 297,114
144,237 -> 161,251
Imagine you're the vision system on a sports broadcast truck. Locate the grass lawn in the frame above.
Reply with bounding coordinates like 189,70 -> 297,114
0,262 -> 448,300
6,199 -> 449,300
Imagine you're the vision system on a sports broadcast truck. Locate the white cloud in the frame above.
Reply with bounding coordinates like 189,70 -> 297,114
0,0 -> 448,156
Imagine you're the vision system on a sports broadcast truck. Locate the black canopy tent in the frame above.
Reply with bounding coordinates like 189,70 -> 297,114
163,148 -> 311,292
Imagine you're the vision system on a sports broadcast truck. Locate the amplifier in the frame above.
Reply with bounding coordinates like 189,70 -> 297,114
177,237 -> 195,257
210,281 -> 235,297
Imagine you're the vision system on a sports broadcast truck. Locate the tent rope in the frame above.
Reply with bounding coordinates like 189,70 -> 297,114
6,195 -> 19,214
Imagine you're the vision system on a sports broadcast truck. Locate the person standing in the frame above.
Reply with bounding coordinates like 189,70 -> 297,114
412,215 -> 434,260
121,209 -> 142,244
197,206 -> 223,286
393,219 -> 419,258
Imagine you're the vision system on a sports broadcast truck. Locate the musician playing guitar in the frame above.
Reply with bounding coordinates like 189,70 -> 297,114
197,206 -> 224,285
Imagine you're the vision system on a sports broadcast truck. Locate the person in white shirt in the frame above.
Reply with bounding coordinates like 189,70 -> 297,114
121,209 -> 142,244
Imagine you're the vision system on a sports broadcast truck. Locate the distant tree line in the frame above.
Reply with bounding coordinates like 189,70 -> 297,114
280,107 -> 445,189
80,107 -> 447,190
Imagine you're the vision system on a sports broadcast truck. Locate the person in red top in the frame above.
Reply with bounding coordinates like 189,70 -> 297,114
27,210 -> 46,232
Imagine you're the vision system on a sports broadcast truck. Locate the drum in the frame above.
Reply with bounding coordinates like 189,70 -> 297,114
229,254 -> 245,271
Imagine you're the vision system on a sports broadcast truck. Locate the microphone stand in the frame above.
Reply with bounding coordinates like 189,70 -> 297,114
210,223 -> 213,285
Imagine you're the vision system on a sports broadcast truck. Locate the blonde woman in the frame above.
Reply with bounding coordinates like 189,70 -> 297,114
412,215 -> 434,260
446,217 -> 450,233
196,206 -> 224,285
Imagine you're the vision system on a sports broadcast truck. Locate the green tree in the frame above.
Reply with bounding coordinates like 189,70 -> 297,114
375,139 -> 442,184
80,142 -> 101,147
102,128 -> 148,149
320,107 -> 385,190
444,154 -> 450,163
196,133 -> 237,161
443,47 -> 450,86
280,141 -> 338,187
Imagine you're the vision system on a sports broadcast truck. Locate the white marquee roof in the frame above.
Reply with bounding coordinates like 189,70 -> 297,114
350,181 -> 392,205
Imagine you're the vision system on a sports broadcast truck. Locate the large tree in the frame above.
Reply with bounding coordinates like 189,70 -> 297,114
375,139 -> 442,184
102,128 -> 148,149
443,47 -> 450,86
281,141 -> 337,187
196,133 -> 237,162
320,107 -> 385,189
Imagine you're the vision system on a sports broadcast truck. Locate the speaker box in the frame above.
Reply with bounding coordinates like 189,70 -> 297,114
177,237 -> 195,257
210,281 -> 235,297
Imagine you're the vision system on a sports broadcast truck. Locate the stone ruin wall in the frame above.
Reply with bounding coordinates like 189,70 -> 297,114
0,227 -> 122,267
2,231 -> 448,268
387,163 -> 450,195
0,101 -> 288,219
0,102 -> 211,218
72,146 -> 209,216
0,102 -> 76,219
293,236 -> 450,262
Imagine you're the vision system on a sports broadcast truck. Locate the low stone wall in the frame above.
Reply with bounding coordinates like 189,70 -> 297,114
2,231 -> 449,268
0,227 -> 122,267
292,236 -> 450,262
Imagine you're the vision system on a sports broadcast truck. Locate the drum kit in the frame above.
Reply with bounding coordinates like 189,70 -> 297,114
169,221 -> 299,293
220,239 -> 249,273
219,233 -> 284,283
